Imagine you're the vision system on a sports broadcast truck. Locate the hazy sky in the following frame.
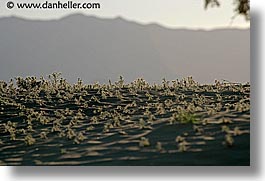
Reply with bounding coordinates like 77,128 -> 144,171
0,0 -> 250,29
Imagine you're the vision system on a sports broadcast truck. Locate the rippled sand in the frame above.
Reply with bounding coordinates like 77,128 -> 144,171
0,76 -> 250,165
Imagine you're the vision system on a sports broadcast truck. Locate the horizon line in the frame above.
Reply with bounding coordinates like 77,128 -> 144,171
0,13 -> 250,31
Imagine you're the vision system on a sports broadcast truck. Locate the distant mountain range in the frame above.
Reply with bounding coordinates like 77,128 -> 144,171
0,14 -> 249,83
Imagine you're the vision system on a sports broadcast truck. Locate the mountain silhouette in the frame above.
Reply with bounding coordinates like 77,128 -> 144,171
0,14 -> 249,83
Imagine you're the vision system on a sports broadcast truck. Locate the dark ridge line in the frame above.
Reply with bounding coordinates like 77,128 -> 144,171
0,13 -> 250,32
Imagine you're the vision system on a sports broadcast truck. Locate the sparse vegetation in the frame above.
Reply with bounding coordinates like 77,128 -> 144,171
0,74 -> 250,165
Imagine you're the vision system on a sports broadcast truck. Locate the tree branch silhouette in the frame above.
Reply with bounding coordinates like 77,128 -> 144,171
205,0 -> 250,20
